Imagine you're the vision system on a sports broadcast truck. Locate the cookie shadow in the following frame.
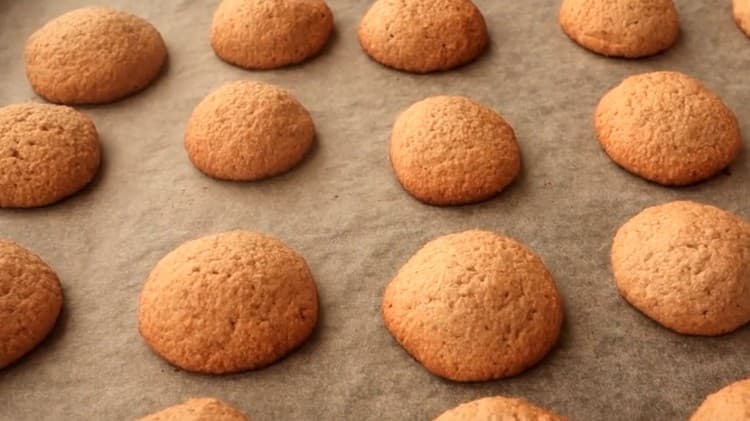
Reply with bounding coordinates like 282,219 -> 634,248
0,302 -> 69,377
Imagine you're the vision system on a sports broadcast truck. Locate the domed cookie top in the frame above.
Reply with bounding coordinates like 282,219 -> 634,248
734,0 -> 750,37
25,7 -> 167,104
390,96 -> 520,206
185,81 -> 315,181
211,0 -> 334,69
691,378 -> 750,421
137,398 -> 250,421
138,230 -> 318,374
595,71 -> 740,186
383,230 -> 563,381
559,0 -> 679,58
612,201 -> 750,336
434,396 -> 568,421
358,0 -> 488,73
0,103 -> 100,208
0,240 -> 62,369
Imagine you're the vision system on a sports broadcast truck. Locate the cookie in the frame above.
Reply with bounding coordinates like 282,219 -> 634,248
0,103 -> 101,208
390,96 -> 520,206
211,0 -> 334,69
185,81 -> 315,181
559,0 -> 680,58
358,0 -> 488,73
595,71 -> 741,186
137,398 -> 250,421
383,230 -> 563,382
612,201 -> 750,336
0,240 -> 63,369
25,7 -> 167,104
434,396 -> 567,421
691,378 -> 750,421
734,0 -> 750,37
138,230 -> 318,374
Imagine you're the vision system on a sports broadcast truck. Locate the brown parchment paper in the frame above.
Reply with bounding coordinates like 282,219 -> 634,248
1,1 -> 749,420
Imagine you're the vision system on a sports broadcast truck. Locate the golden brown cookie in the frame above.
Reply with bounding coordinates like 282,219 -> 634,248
0,103 -> 101,208
383,230 -> 563,382
390,96 -> 520,206
358,0 -> 488,73
0,240 -> 62,369
559,0 -> 680,58
691,378 -> 750,421
185,81 -> 315,181
211,0 -> 334,69
138,230 -> 318,374
612,201 -> 750,336
137,398 -> 250,421
25,7 -> 167,104
434,396 -> 568,421
595,71 -> 741,186
734,0 -> 750,37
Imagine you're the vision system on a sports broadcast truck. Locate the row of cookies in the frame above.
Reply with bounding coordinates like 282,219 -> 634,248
3,197 -> 748,417
0,67 -> 740,208
21,0 -> 750,107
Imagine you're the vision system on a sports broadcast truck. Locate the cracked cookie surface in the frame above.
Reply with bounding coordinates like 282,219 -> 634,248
0,103 -> 100,208
382,230 -> 563,381
390,96 -> 520,206
358,0 -> 488,73
559,0 -> 679,58
138,230 -> 318,374
211,0 -> 333,69
595,71 -> 740,186
185,81 -> 315,181
24,7 -> 167,104
0,240 -> 62,369
612,201 -> 750,336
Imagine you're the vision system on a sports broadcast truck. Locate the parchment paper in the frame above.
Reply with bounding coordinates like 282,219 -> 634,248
1,1 -> 749,420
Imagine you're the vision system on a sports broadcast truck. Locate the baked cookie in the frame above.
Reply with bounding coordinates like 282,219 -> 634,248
734,0 -> 750,37
0,103 -> 101,208
595,71 -> 741,186
137,398 -> 250,421
0,240 -> 62,369
390,96 -> 520,205
185,81 -> 315,181
25,7 -> 167,104
434,396 -> 567,421
691,378 -> 750,421
138,230 -> 318,374
383,230 -> 563,381
358,0 -> 488,73
612,201 -> 750,336
559,0 -> 680,58
211,0 -> 334,69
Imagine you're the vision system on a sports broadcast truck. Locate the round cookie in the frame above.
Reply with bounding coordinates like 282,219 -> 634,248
434,396 -> 567,421
0,103 -> 101,208
595,71 -> 741,186
0,240 -> 62,369
185,81 -> 315,181
612,201 -> 750,336
382,230 -> 563,382
138,398 -> 250,421
390,96 -> 520,206
559,0 -> 680,58
734,0 -> 750,37
25,7 -> 167,104
358,0 -> 488,73
211,0 -> 334,69
691,378 -> 750,421
138,230 -> 318,374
